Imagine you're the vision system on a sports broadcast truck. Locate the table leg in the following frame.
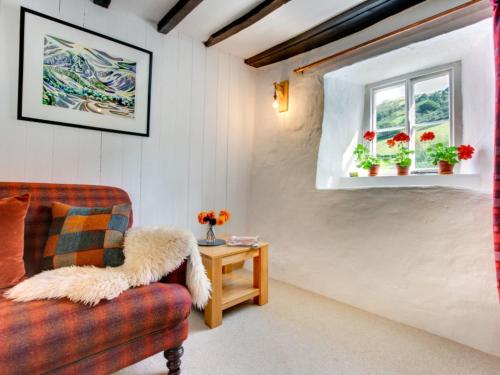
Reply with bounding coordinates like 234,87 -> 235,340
253,245 -> 268,305
203,257 -> 222,328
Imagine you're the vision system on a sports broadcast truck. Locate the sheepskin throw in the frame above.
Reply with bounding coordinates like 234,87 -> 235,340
5,227 -> 211,308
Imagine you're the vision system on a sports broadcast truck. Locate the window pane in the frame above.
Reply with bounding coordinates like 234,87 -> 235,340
413,74 -> 450,169
374,84 -> 406,130
376,128 -> 404,169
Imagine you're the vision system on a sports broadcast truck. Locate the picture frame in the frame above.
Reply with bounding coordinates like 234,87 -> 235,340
18,7 -> 152,137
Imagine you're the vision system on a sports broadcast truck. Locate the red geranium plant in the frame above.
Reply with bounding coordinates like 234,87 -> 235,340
387,132 -> 413,173
421,131 -> 475,174
353,131 -> 380,176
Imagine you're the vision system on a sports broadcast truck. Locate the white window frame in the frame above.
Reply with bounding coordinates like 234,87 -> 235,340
363,62 -> 462,173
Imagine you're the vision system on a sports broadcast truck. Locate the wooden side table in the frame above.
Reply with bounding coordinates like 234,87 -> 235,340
199,241 -> 269,328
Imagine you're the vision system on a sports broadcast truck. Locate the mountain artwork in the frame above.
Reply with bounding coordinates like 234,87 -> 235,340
42,35 -> 136,119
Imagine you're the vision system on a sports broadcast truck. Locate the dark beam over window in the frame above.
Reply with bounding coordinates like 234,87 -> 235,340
158,0 -> 203,34
93,0 -> 111,8
245,0 -> 425,68
204,0 -> 291,47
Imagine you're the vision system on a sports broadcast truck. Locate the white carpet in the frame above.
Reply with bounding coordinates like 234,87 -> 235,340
115,279 -> 500,375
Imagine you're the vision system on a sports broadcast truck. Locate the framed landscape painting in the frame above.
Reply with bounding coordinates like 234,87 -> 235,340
18,7 -> 152,137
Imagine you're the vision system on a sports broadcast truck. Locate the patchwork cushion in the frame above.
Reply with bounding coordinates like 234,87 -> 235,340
0,283 -> 191,374
42,202 -> 131,270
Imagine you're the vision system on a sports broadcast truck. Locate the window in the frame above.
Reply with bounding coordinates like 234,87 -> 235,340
366,63 -> 461,172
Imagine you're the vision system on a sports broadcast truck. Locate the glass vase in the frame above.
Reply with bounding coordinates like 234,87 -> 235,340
206,224 -> 216,243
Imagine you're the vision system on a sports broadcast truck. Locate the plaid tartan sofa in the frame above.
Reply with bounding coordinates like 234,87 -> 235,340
0,182 -> 190,375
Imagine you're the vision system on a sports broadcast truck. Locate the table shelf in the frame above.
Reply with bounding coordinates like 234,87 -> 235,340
221,269 -> 259,310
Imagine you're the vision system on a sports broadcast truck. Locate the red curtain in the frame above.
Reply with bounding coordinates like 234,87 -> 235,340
492,0 -> 500,299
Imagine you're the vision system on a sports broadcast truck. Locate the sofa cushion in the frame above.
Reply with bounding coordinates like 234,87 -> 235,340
42,202 -> 131,270
0,183 -> 133,276
0,194 -> 30,288
0,282 -> 191,374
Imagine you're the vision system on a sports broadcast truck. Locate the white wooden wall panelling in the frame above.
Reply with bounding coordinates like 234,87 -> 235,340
159,32 -> 180,226
171,35 -> 193,228
187,41 -> 207,236
242,65 -> 256,233
201,48 -> 219,216
0,0 -> 26,181
215,52 -> 230,215
139,22 -> 164,226
227,56 -> 245,234
20,0 -> 58,183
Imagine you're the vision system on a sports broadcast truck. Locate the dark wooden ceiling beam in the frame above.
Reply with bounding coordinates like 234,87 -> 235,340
158,0 -> 203,34
245,0 -> 425,68
204,0 -> 291,47
93,0 -> 111,8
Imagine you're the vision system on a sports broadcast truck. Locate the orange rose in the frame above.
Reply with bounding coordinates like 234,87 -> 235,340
197,211 -> 207,224
207,211 -> 216,219
216,217 -> 226,225
219,210 -> 230,221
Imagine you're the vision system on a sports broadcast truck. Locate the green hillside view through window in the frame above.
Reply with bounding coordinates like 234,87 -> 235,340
373,73 -> 450,170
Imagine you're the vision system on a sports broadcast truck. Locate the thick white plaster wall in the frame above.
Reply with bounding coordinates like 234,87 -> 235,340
248,15 -> 500,358
317,20 -> 494,191
461,33 -> 496,188
0,0 -> 256,237
317,78 -> 364,189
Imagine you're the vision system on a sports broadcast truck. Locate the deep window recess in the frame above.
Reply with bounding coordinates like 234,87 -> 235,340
365,63 -> 461,173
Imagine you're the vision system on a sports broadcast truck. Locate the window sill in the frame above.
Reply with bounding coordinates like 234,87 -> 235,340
336,173 -> 480,190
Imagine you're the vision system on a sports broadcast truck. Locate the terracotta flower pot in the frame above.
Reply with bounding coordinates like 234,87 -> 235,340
438,161 -> 454,175
368,164 -> 380,176
396,164 -> 409,176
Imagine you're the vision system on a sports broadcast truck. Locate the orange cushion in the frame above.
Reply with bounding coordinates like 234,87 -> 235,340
0,194 -> 30,288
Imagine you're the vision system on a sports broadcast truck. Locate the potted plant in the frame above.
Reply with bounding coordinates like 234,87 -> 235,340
387,132 -> 412,175
423,131 -> 475,174
353,131 -> 380,176
197,210 -> 230,246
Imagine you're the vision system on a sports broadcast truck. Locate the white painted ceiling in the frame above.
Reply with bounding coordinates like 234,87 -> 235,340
109,0 -> 179,23
109,0 -> 366,58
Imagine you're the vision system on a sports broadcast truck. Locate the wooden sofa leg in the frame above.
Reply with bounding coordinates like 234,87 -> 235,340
164,346 -> 184,375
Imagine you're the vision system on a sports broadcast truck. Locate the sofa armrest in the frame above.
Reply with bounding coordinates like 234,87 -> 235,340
159,259 -> 187,286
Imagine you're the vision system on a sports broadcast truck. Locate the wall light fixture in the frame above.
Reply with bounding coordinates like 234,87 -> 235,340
272,80 -> 289,112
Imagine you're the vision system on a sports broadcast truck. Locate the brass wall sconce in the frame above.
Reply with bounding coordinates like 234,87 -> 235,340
272,80 -> 289,112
